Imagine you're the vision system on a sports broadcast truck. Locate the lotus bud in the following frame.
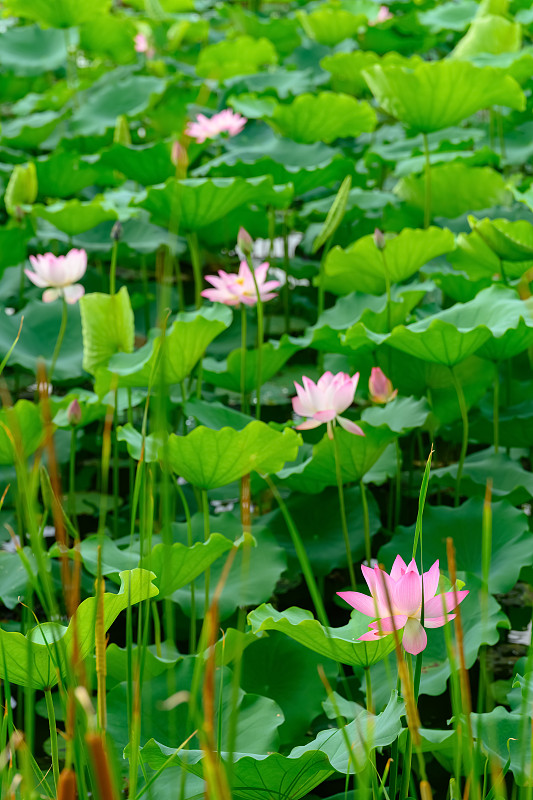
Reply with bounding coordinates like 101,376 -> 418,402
5,163 -> 38,217
111,221 -> 122,241
113,115 -> 131,146
171,141 -> 189,178
369,367 -> 398,404
237,227 -> 253,257
373,228 -> 386,251
67,399 -> 82,427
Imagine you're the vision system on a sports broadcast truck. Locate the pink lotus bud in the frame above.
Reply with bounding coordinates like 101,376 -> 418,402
171,141 -> 189,178
67,399 -> 82,426
337,556 -> 468,655
373,228 -> 386,251
237,227 -> 253,257
369,367 -> 398,404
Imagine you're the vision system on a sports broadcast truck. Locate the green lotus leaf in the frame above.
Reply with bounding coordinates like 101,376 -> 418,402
1,111 -> 65,149
196,35 -> 278,81
79,16 -> 137,64
468,216 -> 533,262
227,8 -> 301,56
323,227 -> 454,295
298,7 -> 366,46
395,163 -> 510,222
30,199 -> 118,236
140,535 -> 235,599
302,186 -> 397,222
321,51 -> 422,95
418,0 -> 478,32
79,287 -> 135,375
136,176 -> 293,231
0,25 -> 68,74
185,398 -> 252,432
361,396 -> 430,434
267,93 -> 376,144
380,498 -> 533,594
363,60 -> 525,132
99,141 -> 174,186
0,400 -> 43,465
469,49 -> 533,84
386,284 -> 533,366
36,152 -> 115,198
468,707 -> 532,787
451,14 -> 521,60
94,304 -> 232,394
248,604 -> 396,668
3,0 -> 111,27
0,569 -> 157,689
116,425 -> 164,463
140,740 -> 336,800
277,424 -> 397,493
164,422 -> 301,489
448,229 -> 532,283
293,692 -> 405,773
203,336 -> 300,394
69,72 -> 167,136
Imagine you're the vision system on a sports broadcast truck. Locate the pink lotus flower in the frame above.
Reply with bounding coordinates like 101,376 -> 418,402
370,5 -> 393,24
292,372 -> 364,439
201,260 -> 280,307
185,110 -> 247,144
134,33 -> 154,57
338,557 -> 469,655
25,249 -> 87,304
369,367 -> 398,404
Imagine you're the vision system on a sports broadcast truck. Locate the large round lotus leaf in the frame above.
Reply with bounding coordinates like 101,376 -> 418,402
451,14 -> 521,60
164,422 -> 301,489
298,7 -> 366,46
1,111 -> 64,149
36,152 -> 115,198
0,400 -> 43,465
196,35 -> 278,81
418,0 -> 478,32
267,93 -> 376,144
94,305 -> 232,394
384,284 -> 522,366
248,604 -> 397,668
228,8 -> 301,56
380,498 -> 533,595
469,49 -> 533,84
446,229 -> 532,283
99,142 -> 174,186
0,25 -> 68,74
362,60 -> 525,132
203,336 -> 300,394
136,176 -> 293,230
277,423 -> 397,493
468,216 -> 533,262
3,0 -> 111,27
79,287 -> 135,376
323,226 -> 454,296
395,163 -> 510,221
320,51 -> 422,95
79,16 -> 137,64
30,199 -> 118,236
140,739 -> 336,800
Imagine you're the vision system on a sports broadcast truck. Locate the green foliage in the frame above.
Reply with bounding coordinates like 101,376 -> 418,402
268,92 -> 377,144
79,287 -> 135,375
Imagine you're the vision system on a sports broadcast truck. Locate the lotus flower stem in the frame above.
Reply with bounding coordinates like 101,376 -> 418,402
359,479 -> 372,570
245,256 -> 264,420
202,489 -> 211,613
109,237 -> 118,296
381,249 -> 393,333
45,688 -> 60,792
282,214 -> 291,334
49,297 -> 68,382
69,427 -> 78,533
493,368 -> 500,454
187,233 -> 203,309
394,440 -> 402,529
176,480 -> 196,650
331,428 -> 357,589
240,306 -> 248,414
422,133 -> 431,229
449,367 -> 469,506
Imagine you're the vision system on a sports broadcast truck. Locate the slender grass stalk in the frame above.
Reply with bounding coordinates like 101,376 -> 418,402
394,439 -> 402,529
282,213 -> 291,334
332,427 -> 357,589
422,132 -> 431,229
187,232 -> 203,309
69,427 -> 78,533
109,237 -> 118,296
49,297 -> 68,382
360,479 -> 372,570
449,367 -> 468,507
176,480 -> 196,651
44,688 -> 60,792
317,238 -> 333,322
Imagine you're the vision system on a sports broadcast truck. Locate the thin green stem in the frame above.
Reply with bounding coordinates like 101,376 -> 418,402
493,367 -> 500,454
49,297 -> 68,382
44,689 -> 60,793
317,238 -> 333,324
360,479 -> 372,569
381,249 -> 393,333
450,366 -> 469,507
176,481 -> 196,651
394,439 -> 402,529
109,237 -> 118,296
422,132 -> 431,229
187,232 -> 203,309
240,305 -> 248,414
246,256 -> 263,419
69,427 -> 78,533
332,427 -> 357,590
364,666 -> 373,713
202,489 -> 210,614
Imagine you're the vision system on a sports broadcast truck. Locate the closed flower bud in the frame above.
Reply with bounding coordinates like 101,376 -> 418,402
373,228 -> 386,251
237,227 -> 253,257
171,141 -> 189,178
369,367 -> 398,404
67,399 -> 82,426
111,221 -> 122,241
